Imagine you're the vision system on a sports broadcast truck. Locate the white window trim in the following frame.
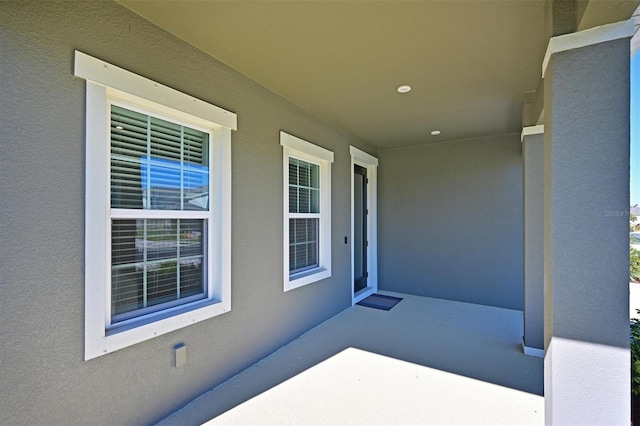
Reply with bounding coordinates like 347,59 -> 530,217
349,146 -> 379,305
280,131 -> 333,292
75,51 -> 235,360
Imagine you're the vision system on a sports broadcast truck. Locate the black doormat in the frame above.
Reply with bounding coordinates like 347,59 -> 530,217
357,294 -> 403,311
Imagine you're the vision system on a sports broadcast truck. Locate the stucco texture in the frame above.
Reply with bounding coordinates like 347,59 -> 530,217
0,1 -> 375,424
542,36 -> 631,425
378,134 -> 524,310
544,38 -> 630,348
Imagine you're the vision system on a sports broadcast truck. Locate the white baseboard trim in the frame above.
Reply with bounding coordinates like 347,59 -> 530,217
522,340 -> 545,358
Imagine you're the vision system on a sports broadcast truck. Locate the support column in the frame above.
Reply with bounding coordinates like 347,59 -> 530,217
522,125 -> 545,358
543,20 -> 633,424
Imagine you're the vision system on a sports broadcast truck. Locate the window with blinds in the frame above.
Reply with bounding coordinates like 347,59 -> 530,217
280,131 -> 333,292
288,158 -> 320,274
110,104 -> 210,323
78,50 -> 235,359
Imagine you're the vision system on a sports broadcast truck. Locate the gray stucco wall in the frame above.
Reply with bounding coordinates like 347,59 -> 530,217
378,134 -> 524,310
0,1 -> 375,424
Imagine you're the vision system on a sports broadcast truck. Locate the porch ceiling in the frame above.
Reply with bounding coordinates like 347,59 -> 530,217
118,1 -> 541,148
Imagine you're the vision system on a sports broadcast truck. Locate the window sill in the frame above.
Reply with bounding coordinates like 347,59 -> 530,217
106,297 -> 222,335
86,297 -> 230,361
285,267 -> 331,292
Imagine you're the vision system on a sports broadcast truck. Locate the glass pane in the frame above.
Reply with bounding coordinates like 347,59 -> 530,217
299,187 -> 310,213
111,105 -> 147,157
310,188 -> 319,213
111,159 -> 143,209
147,261 -> 178,307
288,186 -> 297,213
112,266 -> 143,316
299,162 -> 310,187
183,169 -> 209,210
289,158 -> 298,183
288,157 -> 319,215
294,244 -> 307,269
110,105 -> 210,211
111,218 -> 206,321
294,218 -> 307,242
289,218 -> 319,273
145,219 -> 178,261
184,128 -> 208,165
306,218 -> 317,242
112,219 -> 139,266
310,164 -> 319,189
306,242 -> 318,267
179,219 -> 204,259
180,261 -> 204,298
177,218 -> 204,299
142,158 -> 179,209
150,116 -> 182,161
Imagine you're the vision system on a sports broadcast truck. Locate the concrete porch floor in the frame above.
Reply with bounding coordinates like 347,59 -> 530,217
158,292 -> 544,425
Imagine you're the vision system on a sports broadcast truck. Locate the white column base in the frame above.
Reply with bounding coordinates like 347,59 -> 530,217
522,339 -> 544,358
545,337 -> 629,425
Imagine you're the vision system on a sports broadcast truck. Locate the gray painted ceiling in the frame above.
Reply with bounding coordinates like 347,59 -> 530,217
119,0 -> 549,149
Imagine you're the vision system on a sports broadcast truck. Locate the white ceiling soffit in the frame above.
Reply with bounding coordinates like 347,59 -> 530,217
119,0 -> 549,149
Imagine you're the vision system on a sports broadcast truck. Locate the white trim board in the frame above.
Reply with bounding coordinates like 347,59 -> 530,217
521,125 -> 545,143
350,146 -> 379,306
542,19 -> 635,77
522,340 -> 545,358
74,51 -> 237,130
350,145 -> 379,166
280,131 -> 334,162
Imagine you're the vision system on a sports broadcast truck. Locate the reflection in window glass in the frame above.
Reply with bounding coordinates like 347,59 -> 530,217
110,105 -> 209,211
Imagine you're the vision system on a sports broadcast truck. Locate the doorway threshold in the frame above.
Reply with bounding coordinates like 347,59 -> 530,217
353,286 -> 375,305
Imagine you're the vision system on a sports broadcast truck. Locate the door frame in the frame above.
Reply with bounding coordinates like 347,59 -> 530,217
350,146 -> 378,305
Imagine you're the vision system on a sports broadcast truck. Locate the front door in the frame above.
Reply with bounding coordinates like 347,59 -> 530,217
353,164 -> 368,293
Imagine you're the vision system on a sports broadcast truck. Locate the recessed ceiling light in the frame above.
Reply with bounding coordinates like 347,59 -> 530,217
116,126 -> 124,130
397,85 -> 411,93
431,130 -> 441,136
